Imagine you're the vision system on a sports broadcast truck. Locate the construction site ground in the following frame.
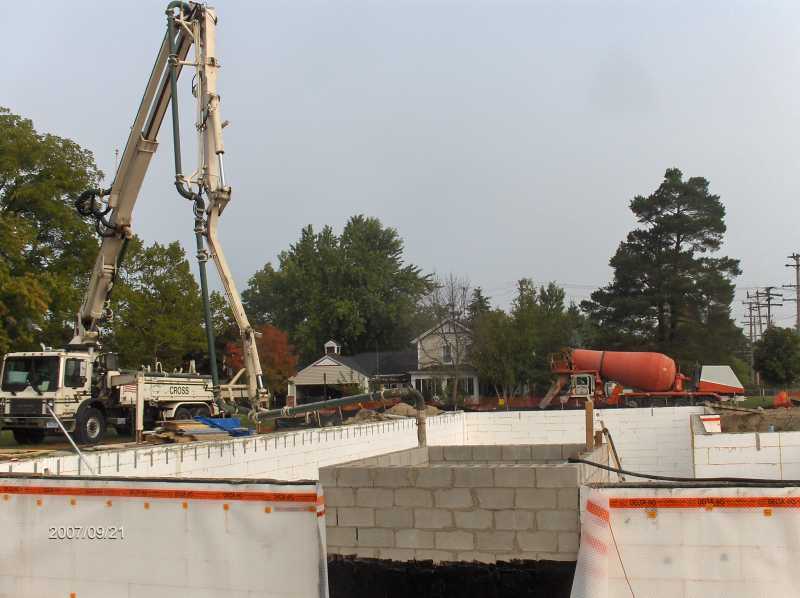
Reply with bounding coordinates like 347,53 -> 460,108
720,405 -> 800,432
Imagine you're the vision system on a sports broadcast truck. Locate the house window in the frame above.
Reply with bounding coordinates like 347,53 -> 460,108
442,343 -> 452,364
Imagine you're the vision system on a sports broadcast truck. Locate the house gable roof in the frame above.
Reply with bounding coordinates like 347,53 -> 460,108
410,318 -> 472,344
291,349 -> 418,382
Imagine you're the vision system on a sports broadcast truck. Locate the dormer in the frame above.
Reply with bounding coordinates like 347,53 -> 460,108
324,340 -> 341,355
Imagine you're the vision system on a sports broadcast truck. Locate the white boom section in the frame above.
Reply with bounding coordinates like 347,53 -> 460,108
69,3 -> 266,407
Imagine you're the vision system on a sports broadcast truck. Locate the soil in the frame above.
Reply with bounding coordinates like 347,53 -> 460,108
720,407 -> 800,433
327,556 -> 575,598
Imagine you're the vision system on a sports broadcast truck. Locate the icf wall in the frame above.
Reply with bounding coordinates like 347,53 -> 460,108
464,407 -> 703,478
6,407 -> 701,483
6,414 -> 464,481
693,430 -> 800,479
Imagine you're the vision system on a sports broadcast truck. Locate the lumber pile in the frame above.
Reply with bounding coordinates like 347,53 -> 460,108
145,420 -> 231,444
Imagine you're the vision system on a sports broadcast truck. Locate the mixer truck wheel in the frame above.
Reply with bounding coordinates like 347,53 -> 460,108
75,407 -> 106,445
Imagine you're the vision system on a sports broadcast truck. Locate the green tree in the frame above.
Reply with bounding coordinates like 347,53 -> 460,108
242,215 -> 431,362
467,287 -> 491,326
104,238 -> 206,370
754,327 -> 800,387
470,280 -> 580,397
471,309 -> 517,399
0,107 -> 102,351
582,168 -> 744,364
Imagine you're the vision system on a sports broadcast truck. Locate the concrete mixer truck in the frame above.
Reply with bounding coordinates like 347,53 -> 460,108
539,348 -> 744,408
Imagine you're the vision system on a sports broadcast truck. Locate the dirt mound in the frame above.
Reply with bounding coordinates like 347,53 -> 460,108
720,406 -> 800,432
385,402 -> 443,417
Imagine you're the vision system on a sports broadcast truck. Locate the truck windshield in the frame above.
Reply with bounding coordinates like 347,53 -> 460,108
1,357 -> 60,393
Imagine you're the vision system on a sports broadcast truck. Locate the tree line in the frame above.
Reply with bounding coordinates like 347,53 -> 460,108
1,107 -> 750,398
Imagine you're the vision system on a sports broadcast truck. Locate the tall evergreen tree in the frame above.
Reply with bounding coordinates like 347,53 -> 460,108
582,168 -> 744,364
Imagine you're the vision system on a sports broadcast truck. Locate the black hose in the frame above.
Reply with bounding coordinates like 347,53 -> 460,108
569,457 -> 800,485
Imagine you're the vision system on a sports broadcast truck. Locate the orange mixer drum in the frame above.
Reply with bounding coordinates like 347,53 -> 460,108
570,349 -> 677,392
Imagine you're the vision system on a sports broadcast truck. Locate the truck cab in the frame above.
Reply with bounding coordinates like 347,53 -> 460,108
0,351 -> 95,444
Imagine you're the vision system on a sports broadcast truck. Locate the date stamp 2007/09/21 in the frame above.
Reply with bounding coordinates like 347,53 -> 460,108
47,526 -> 125,540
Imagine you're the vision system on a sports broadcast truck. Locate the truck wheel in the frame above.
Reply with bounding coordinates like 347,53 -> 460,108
26,429 -> 46,444
193,405 -> 211,418
173,407 -> 193,421
12,429 -> 30,445
75,407 -> 106,445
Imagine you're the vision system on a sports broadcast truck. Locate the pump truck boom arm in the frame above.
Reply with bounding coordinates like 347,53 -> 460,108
70,2 -> 268,412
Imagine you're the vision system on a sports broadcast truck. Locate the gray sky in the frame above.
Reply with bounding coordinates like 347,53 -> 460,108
3,0 -> 800,329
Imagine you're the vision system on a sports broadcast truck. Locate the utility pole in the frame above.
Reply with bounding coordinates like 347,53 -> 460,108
784,253 -> 800,332
753,289 -> 765,338
742,292 -> 757,381
762,286 -> 783,329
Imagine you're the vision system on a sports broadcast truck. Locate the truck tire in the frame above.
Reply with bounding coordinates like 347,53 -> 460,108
173,407 -> 193,421
193,405 -> 211,418
12,429 -> 30,445
75,407 -> 106,445
26,429 -> 46,444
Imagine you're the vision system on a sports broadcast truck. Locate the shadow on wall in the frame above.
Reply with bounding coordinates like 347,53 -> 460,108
327,556 -> 575,598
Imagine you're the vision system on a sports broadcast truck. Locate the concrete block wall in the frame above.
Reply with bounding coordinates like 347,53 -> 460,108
464,406 -> 703,478
322,444 -> 608,564
693,430 -> 800,479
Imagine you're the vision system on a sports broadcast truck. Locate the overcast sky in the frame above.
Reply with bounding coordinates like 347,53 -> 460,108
3,0 -> 800,329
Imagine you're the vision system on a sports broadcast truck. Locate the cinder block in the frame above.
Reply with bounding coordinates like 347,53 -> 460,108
517,531 -> 557,552
414,550 -> 454,563
532,445 -> 563,461
415,467 -> 453,488
378,548 -> 415,561
454,467 -> 494,487
325,487 -> 355,507
472,446 -> 503,461
326,526 -> 356,547
356,488 -> 394,507
319,467 -> 337,487
475,531 -> 515,551
494,510 -> 534,530
434,488 -> 474,509
395,488 -> 433,507
436,531 -> 474,551
557,488 -> 579,509
502,446 -> 532,461
337,468 -> 372,487
494,467 -> 536,488
475,488 -> 514,509
428,447 -> 444,462
444,446 -> 473,461
515,488 -> 557,509
536,510 -> 579,531
372,467 -> 412,487
357,528 -> 394,547
558,532 -> 579,553
396,528 -> 434,549
454,509 -> 493,530
414,508 -> 453,529
327,507 -> 337,524
375,508 -> 413,528
338,507 -> 375,527
536,466 -> 579,488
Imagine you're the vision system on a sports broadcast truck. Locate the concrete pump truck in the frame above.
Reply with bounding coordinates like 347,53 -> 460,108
0,2 -> 269,445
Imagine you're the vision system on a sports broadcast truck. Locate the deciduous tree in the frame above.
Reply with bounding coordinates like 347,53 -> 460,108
242,215 -> 431,362
0,107 -> 102,351
754,327 -> 800,387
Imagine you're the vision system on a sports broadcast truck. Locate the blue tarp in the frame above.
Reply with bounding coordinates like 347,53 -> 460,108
194,416 -> 253,437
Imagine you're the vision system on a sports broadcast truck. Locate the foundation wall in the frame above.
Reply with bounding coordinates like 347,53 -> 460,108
321,444 -> 609,564
693,429 -> 800,479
